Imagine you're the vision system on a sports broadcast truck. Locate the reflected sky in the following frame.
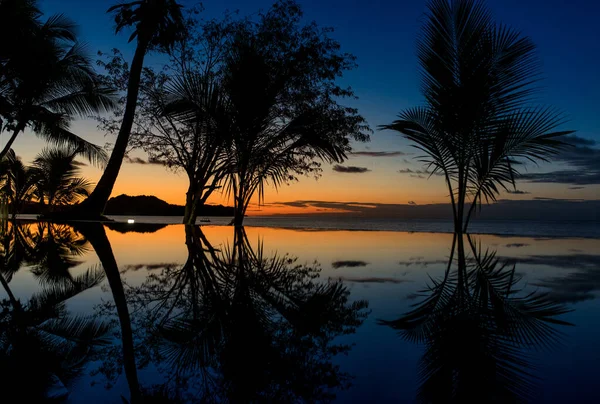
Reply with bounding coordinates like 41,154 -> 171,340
1,222 -> 598,402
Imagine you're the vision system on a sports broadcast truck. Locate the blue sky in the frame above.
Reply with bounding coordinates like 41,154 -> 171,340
11,0 -> 599,209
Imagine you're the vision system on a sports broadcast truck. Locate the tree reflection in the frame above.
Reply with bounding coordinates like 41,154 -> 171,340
379,233 -> 573,403
96,225 -> 369,402
0,221 -> 109,402
0,221 -> 91,286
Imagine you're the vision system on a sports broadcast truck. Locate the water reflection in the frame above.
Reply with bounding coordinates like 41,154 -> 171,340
0,221 -> 110,402
78,223 -> 369,402
379,232 -> 573,403
0,221 -> 587,402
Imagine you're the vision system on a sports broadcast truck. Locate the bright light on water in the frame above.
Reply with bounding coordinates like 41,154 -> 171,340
127,219 -> 135,224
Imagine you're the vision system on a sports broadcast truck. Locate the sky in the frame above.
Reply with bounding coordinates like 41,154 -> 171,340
4,0 -> 600,216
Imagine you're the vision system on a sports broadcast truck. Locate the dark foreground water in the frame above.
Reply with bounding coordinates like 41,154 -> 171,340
1,221 -> 599,403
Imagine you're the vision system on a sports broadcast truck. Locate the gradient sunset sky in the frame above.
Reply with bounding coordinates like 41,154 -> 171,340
5,0 -> 600,215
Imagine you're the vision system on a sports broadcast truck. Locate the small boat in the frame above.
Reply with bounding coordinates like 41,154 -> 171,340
199,218 -> 211,223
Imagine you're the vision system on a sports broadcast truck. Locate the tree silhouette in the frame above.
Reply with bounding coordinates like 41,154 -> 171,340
0,150 -> 36,219
0,0 -> 114,163
381,0 -> 572,233
79,0 -> 185,217
31,147 -> 93,213
219,1 -> 370,226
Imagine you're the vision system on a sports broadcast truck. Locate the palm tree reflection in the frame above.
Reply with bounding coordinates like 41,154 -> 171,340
379,233 -> 572,403
102,226 -> 369,402
0,222 -> 109,402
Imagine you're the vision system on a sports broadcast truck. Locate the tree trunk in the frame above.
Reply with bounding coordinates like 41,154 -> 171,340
0,124 -> 24,161
73,222 -> 142,403
76,41 -> 149,217
232,195 -> 245,227
183,181 -> 199,225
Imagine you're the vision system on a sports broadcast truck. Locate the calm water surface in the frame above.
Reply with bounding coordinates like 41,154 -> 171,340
1,221 -> 598,402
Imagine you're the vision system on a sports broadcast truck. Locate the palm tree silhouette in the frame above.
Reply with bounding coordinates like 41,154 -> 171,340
80,0 -> 185,216
221,34 -> 368,226
380,0 -> 573,233
31,147 -> 93,213
379,232 -> 572,403
0,0 -> 115,163
0,150 -> 36,219
157,72 -> 231,225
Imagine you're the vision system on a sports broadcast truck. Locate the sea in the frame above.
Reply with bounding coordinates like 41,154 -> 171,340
105,215 -> 600,238
1,217 -> 599,402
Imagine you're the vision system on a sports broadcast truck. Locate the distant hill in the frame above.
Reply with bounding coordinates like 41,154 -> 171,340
104,194 -> 234,217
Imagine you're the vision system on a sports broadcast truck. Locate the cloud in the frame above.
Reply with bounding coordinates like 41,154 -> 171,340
398,259 -> 448,267
505,243 -> 529,248
267,199 -> 600,221
569,186 -> 585,190
125,156 -> 167,166
507,189 -> 530,194
520,135 -> 600,185
331,260 -> 369,269
337,277 -> 408,284
408,201 -> 417,205
532,196 -> 584,201
351,151 -> 406,157
332,165 -> 370,173
398,168 -> 444,177
564,135 -> 596,147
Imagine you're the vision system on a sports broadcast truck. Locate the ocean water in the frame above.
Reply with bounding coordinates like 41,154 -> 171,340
1,221 -> 599,402
102,215 -> 600,238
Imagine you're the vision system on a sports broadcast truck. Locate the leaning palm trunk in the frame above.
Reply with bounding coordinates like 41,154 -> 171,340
0,124 -> 25,161
79,42 -> 149,216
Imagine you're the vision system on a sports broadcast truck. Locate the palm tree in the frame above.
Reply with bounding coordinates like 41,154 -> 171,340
31,147 -> 93,212
381,0 -> 573,233
222,33 -> 368,226
379,232 -> 572,402
79,0 -> 185,216
0,0 -> 115,163
154,71 -> 231,225
0,149 -> 36,219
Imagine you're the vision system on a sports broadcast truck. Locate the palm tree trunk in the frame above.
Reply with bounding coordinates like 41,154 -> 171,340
233,195 -> 246,227
0,124 -> 25,161
463,191 -> 481,233
77,41 -> 149,216
183,180 -> 199,225
73,222 -> 142,403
